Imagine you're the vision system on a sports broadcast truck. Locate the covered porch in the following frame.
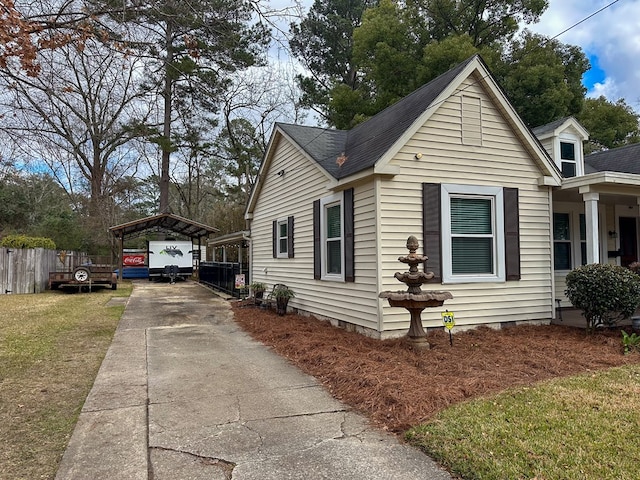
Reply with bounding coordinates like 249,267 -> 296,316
200,231 -> 251,297
553,171 -> 640,306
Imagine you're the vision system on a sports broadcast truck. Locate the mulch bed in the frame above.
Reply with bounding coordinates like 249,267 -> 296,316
231,303 -> 639,433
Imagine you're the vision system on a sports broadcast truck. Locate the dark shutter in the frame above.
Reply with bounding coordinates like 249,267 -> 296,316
344,188 -> 355,282
272,220 -> 277,258
422,183 -> 442,283
313,200 -> 321,279
504,187 -> 521,281
287,216 -> 294,258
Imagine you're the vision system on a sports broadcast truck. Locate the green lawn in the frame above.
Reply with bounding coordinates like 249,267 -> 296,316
407,365 -> 640,480
3,282 -> 640,480
0,284 -> 131,480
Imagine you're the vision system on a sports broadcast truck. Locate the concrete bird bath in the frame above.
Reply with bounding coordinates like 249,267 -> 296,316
379,236 -> 453,349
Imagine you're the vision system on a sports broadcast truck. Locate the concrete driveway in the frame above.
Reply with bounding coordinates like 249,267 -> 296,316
55,280 -> 452,479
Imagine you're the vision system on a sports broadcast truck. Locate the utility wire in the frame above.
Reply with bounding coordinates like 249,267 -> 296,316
293,0 -> 625,157
550,0 -> 621,41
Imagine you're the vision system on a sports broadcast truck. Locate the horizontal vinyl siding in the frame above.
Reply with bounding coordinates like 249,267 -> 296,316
378,78 -> 553,334
555,274 -> 568,307
538,137 -> 554,158
250,137 -> 380,331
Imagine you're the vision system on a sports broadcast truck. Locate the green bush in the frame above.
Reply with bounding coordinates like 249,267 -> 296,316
0,234 -> 56,250
621,330 -> 640,354
565,263 -> 640,333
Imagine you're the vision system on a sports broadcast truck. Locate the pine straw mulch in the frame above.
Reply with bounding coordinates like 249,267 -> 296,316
231,303 -> 640,434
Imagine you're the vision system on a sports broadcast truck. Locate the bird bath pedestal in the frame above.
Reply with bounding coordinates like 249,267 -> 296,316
379,236 -> 452,349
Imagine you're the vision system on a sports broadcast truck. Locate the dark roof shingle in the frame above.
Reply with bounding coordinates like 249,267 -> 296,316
531,117 -> 573,137
585,143 -> 640,174
276,55 -> 477,179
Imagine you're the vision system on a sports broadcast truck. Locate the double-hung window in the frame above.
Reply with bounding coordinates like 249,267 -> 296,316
321,194 -> 344,280
560,141 -> 576,178
553,212 -> 572,270
441,184 -> 505,283
276,218 -> 288,258
579,213 -> 587,266
272,216 -> 294,259
313,189 -> 354,282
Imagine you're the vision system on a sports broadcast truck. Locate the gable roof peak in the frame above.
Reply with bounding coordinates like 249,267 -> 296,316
532,116 -> 589,140
334,54 -> 482,178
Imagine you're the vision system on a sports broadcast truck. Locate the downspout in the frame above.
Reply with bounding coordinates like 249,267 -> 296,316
375,177 -> 384,334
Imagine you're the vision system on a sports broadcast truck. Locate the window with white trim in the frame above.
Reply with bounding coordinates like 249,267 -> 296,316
579,213 -> 587,266
560,141 -> 576,177
553,212 -> 572,270
441,184 -> 505,283
320,193 -> 344,280
553,210 -> 591,270
276,218 -> 288,258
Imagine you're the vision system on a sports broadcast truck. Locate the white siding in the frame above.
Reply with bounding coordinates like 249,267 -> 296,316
378,78 -> 554,334
250,136 -> 381,332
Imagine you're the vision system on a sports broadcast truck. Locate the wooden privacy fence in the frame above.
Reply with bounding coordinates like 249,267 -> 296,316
0,248 -> 61,294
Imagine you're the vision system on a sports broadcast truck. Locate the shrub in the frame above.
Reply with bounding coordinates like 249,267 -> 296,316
249,282 -> 266,292
0,234 -> 56,250
621,330 -> 640,355
565,263 -> 640,333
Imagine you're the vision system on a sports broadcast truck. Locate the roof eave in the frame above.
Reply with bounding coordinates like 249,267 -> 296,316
109,213 -> 219,239
331,165 -> 400,191
246,125 -> 338,218
371,55 -> 562,185
560,171 -> 640,191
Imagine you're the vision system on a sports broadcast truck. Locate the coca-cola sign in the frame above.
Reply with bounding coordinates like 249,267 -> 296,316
123,254 -> 146,266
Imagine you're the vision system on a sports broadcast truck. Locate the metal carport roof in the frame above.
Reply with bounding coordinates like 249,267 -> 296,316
109,213 -> 219,240
109,213 -> 219,280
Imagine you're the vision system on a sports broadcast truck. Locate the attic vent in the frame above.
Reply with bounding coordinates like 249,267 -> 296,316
462,95 -> 482,146
336,152 -> 348,167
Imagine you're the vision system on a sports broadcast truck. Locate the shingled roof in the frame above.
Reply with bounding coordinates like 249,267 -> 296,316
277,55 -> 477,180
585,143 -> 640,174
531,117 -> 573,137
276,124 -> 347,179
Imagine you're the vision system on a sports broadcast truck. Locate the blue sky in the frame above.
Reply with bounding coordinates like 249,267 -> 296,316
280,0 -> 640,111
521,0 -> 640,108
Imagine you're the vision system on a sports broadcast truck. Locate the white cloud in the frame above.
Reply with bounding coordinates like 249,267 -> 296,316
589,77 -> 620,100
531,0 -> 640,110
287,0 -> 640,111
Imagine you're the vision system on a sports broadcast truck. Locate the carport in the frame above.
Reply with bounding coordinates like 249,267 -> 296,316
109,213 -> 219,281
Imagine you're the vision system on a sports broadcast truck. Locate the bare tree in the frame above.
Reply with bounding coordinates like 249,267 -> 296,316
0,36 -> 152,248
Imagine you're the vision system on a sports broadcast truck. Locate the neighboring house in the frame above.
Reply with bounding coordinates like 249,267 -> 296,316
244,54 -> 640,338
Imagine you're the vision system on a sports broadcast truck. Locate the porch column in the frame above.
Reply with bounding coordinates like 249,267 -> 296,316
583,192 -> 600,264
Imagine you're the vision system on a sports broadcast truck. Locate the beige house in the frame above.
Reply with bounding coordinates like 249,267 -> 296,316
244,54 -> 640,338
540,119 -> 640,307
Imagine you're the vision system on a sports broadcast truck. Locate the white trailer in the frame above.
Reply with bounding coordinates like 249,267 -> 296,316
148,240 -> 193,281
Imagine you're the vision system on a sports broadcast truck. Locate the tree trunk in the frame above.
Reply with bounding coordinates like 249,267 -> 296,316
159,21 -> 173,214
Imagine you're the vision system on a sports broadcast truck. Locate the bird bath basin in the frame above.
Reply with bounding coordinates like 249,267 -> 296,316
379,236 -> 452,349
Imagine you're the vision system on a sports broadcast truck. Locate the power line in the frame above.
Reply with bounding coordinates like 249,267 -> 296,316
550,0 -> 621,41
292,0 -> 625,156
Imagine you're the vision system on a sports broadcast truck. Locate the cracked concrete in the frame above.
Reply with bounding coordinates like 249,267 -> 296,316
56,281 -> 452,479
149,447 -> 236,480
